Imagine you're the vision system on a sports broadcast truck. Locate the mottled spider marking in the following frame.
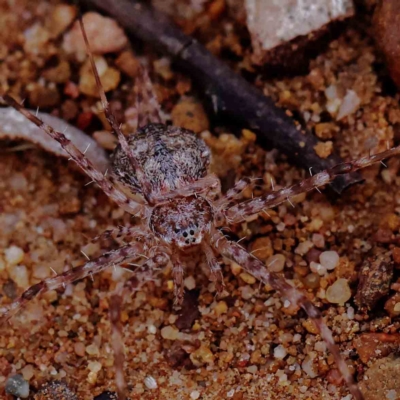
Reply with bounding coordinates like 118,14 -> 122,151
111,123 -> 211,202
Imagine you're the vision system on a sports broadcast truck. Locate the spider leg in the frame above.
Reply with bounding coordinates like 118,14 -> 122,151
202,241 -> 225,294
109,252 -> 169,399
214,177 -> 253,208
170,254 -> 185,306
152,174 -> 221,203
135,66 -> 163,128
0,243 -> 145,323
225,146 -> 400,224
90,225 -> 148,244
209,228 -> 364,400
2,95 -> 146,216
77,18 -> 153,202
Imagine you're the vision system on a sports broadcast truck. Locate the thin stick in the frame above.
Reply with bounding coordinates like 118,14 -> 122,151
81,0 -> 361,194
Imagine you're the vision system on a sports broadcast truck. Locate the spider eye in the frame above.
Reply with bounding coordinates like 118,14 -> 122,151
190,230 -> 194,235
174,228 -> 180,233
183,232 -> 188,238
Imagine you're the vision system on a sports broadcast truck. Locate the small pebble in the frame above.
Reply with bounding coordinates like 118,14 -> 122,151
21,364 -> 35,381
144,375 -> 158,389
190,390 -> 200,399
5,245 -> 24,266
9,265 -> 29,289
5,374 -> 30,398
74,342 -> 86,357
310,261 -> 327,276
266,254 -> 286,272
184,275 -> 196,290
273,345 -> 287,359
63,12 -> 128,59
161,325 -> 179,340
319,251 -> 339,270
326,278 -> 351,304
239,272 -> 256,284
86,343 -> 100,356
295,240 -> 313,256
215,300 -> 228,316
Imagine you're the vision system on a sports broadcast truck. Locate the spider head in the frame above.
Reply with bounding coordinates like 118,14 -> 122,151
150,195 -> 213,248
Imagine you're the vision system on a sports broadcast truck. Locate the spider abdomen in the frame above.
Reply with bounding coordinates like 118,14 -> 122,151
111,123 -> 211,199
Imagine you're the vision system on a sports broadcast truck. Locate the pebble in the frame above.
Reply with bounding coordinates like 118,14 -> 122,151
355,253 -> 393,311
190,345 -> 214,366
215,300 -> 228,316
184,275 -> 196,290
336,90 -> 361,120
93,130 -> 118,151
21,364 -> 35,381
266,254 -> 285,272
295,240 -> 313,256
326,278 -> 351,304
48,4 -> 77,38
319,251 -> 339,270
74,342 -> 86,357
171,98 -> 210,134
5,374 -> 30,398
190,390 -> 201,399
8,265 -> 29,289
353,333 -> 400,364
314,141 -> 333,159
161,325 -> 179,340
250,237 -> 273,261
239,272 -> 256,284
79,57 -> 121,97
273,345 -> 287,359
5,245 -> 24,266
302,354 -> 318,378
245,0 -> 354,65
310,261 -> 327,276
144,375 -> 158,389
85,343 -> 100,356
63,12 -> 128,60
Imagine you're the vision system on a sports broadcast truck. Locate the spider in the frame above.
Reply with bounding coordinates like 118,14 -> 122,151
2,16 -> 400,400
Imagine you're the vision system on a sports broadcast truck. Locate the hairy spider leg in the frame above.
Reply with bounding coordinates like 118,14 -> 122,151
0,243 -> 145,323
110,252 -> 170,399
2,94 -> 145,216
202,241 -> 225,294
225,146 -> 400,225
152,173 -> 221,203
210,228 -> 364,400
90,225 -> 149,244
77,17 -> 153,202
214,177 -> 253,208
135,66 -> 163,128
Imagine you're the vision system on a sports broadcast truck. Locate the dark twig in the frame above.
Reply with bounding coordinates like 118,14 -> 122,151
81,0 -> 361,193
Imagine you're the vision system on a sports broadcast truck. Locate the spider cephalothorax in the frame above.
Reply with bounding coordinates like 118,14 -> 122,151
4,15 -> 400,400
150,195 -> 213,247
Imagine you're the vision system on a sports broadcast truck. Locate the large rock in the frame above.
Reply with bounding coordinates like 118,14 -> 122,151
245,0 -> 354,68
